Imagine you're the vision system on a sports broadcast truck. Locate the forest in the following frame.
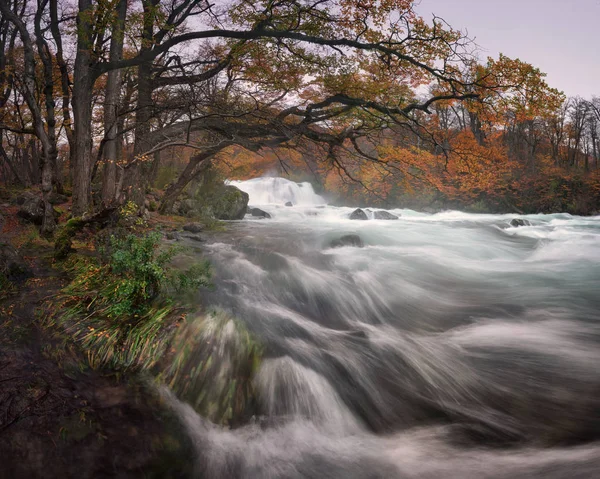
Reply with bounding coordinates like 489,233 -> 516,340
1,1 -> 600,478
1,0 -> 598,235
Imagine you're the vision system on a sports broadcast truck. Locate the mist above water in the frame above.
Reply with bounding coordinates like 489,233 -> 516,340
172,177 -> 600,478
228,177 -> 326,206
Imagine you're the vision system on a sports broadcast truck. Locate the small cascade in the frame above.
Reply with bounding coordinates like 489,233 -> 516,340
162,183 -> 600,478
228,177 -> 326,206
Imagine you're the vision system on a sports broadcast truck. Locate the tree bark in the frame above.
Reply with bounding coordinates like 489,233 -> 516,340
0,1 -> 55,235
71,0 -> 96,216
49,0 -> 75,177
35,0 -> 62,194
101,0 -> 127,206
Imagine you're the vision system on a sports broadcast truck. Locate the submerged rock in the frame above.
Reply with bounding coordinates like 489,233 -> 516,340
250,208 -> 271,219
349,208 -> 368,220
510,218 -> 531,227
182,233 -> 204,242
330,234 -> 364,248
285,201 -> 294,207
183,222 -> 205,233
373,210 -> 399,220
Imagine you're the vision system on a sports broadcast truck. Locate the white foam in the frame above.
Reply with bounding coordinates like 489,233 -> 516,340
228,177 -> 326,206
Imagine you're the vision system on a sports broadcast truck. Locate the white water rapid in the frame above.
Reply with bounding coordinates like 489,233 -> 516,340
174,177 -> 600,478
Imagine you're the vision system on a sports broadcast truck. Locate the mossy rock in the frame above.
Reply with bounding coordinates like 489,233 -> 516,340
163,310 -> 262,426
196,184 -> 249,220
54,218 -> 85,260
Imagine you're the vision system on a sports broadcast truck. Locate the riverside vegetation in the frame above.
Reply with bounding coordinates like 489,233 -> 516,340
0,194 -> 264,477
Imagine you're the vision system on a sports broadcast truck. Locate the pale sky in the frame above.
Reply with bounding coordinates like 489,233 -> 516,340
416,0 -> 600,98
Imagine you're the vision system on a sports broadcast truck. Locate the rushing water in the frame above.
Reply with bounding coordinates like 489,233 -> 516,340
174,177 -> 600,478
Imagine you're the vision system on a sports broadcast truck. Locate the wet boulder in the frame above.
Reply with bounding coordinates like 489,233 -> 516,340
349,208 -> 368,220
330,234 -> 364,248
285,201 -> 294,207
165,310 -> 262,426
374,210 -> 399,220
182,233 -> 204,242
0,243 -> 33,282
183,222 -> 205,233
198,184 -> 249,220
250,208 -> 271,219
510,218 -> 531,227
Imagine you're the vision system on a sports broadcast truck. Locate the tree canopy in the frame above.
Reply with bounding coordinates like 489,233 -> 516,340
1,0 -> 598,231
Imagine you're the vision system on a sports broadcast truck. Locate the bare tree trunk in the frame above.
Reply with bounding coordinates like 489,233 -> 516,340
71,0 -> 96,216
123,62 -> 153,208
50,0 -> 74,185
101,0 -> 127,206
468,111 -> 485,145
149,150 -> 161,186
34,1 -> 62,195
0,138 -> 25,186
122,0 -> 160,209
0,1 -> 55,235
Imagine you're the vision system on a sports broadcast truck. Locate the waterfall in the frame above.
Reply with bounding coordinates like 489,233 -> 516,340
228,177 -> 326,206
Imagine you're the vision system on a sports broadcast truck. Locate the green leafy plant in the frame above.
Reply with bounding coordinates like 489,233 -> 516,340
49,232 -> 211,371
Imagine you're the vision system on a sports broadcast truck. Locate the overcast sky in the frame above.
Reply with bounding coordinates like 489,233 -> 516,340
415,0 -> 600,98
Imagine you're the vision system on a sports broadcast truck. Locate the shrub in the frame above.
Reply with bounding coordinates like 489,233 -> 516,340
49,232 -> 211,371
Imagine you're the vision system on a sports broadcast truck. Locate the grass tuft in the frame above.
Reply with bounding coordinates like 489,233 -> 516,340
47,232 -> 211,372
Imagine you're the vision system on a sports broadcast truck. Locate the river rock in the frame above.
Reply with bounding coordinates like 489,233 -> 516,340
0,243 -> 33,282
165,231 -> 181,241
510,218 -> 531,227
349,208 -> 368,220
330,234 -> 364,248
183,222 -> 205,233
373,210 -> 399,220
250,208 -> 271,219
285,201 -> 293,207
177,198 -> 196,216
17,195 -> 45,224
182,233 -> 205,242
198,184 -> 249,220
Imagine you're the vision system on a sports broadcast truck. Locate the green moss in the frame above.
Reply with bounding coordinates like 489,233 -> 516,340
162,309 -> 262,426
54,218 -> 85,260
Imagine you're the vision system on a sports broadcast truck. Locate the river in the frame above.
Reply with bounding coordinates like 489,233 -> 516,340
171,177 -> 600,478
